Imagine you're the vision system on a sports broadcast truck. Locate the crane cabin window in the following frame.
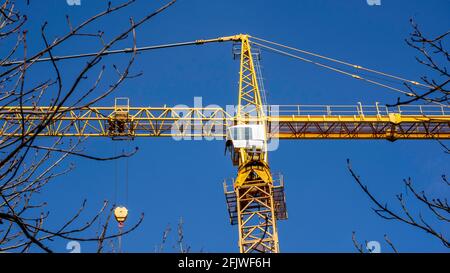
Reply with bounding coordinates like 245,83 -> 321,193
227,125 -> 265,150
230,126 -> 253,141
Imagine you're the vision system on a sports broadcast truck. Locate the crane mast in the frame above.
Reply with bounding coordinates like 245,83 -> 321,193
224,34 -> 283,253
1,34 -> 450,253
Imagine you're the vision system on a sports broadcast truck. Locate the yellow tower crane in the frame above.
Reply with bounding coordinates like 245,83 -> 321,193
1,34 -> 450,253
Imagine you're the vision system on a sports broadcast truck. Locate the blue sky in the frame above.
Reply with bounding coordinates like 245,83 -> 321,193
11,0 -> 449,252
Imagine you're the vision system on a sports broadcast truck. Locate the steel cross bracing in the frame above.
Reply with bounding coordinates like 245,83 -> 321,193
1,104 -> 449,139
2,34 -> 450,253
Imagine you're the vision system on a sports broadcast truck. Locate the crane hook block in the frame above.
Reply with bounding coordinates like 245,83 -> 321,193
114,206 -> 128,224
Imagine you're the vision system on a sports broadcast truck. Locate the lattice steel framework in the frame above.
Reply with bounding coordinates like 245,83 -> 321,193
1,105 -> 449,139
1,34 -> 450,253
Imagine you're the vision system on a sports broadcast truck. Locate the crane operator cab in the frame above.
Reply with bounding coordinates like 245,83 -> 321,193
226,124 -> 266,165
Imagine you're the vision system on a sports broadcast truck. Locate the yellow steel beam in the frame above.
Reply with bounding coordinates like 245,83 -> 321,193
232,34 -> 279,253
0,106 -> 449,139
5,33 -> 448,254
269,115 -> 450,140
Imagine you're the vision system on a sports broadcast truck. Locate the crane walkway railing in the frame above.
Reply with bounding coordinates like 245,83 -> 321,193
0,103 -> 449,139
268,103 -> 450,117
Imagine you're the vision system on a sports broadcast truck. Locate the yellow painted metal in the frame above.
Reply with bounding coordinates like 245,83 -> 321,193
114,206 -> 128,224
232,161 -> 280,253
235,34 -> 264,123
2,34 -> 450,253
231,35 -> 281,253
0,105 -> 449,139
195,34 -> 244,44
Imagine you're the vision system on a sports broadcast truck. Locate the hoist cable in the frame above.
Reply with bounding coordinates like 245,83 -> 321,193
251,36 -> 433,89
0,40 -> 205,66
250,41 -> 415,97
3,34 -> 432,93
3,33 -> 440,104
125,141 -> 130,205
114,142 -> 118,205
118,227 -> 123,253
